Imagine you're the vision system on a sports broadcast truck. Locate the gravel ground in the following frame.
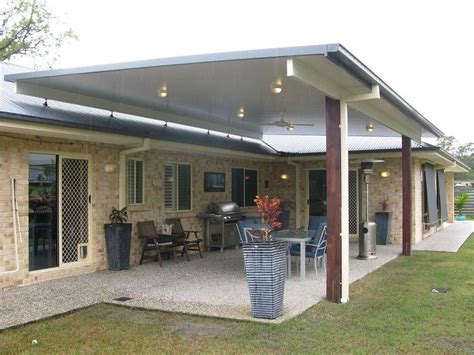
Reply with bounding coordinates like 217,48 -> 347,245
412,221 -> 473,252
0,243 -> 401,329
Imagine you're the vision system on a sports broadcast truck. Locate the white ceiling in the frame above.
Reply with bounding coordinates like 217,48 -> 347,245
9,53 -> 422,139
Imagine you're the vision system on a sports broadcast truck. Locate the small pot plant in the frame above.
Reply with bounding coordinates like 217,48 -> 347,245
104,207 -> 132,270
242,195 -> 287,320
455,193 -> 469,221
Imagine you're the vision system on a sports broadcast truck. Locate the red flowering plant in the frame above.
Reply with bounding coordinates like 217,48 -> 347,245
251,195 -> 282,241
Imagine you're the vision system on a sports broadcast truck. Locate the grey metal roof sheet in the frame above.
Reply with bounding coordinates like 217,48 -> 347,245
263,135 -> 430,155
0,62 -> 439,157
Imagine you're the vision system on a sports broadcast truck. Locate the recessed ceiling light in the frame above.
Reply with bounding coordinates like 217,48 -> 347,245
236,107 -> 245,118
157,86 -> 167,98
366,122 -> 374,132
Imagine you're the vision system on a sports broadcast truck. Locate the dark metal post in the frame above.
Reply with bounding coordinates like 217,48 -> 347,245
325,96 -> 342,302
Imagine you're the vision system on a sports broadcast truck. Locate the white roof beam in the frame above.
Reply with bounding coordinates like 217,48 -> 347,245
287,57 -> 422,141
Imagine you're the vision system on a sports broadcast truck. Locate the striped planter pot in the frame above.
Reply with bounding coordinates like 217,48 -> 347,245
242,241 -> 287,319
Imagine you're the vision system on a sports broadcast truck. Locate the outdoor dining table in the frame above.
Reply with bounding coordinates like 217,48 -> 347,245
273,229 -> 315,282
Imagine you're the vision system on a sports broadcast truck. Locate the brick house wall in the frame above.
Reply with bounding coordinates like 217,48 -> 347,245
0,132 -> 456,290
294,157 -> 437,245
445,172 -> 455,223
0,133 -> 294,289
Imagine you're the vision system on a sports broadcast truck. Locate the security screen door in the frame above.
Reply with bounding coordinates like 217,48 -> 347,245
60,157 -> 90,265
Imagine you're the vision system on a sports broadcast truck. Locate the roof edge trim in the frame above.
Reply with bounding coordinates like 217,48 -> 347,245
4,44 -> 335,81
327,45 -> 444,138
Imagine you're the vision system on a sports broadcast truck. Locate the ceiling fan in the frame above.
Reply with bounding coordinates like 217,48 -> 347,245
262,113 -> 314,131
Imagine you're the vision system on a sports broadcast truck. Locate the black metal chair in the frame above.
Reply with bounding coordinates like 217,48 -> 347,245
137,221 -> 177,267
165,218 -> 203,260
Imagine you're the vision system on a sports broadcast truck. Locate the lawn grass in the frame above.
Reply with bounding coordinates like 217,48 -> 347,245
1,235 -> 473,354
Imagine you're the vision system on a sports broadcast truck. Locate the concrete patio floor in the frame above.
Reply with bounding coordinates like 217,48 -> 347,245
0,242 -> 400,329
3,223 -> 472,330
413,221 -> 474,252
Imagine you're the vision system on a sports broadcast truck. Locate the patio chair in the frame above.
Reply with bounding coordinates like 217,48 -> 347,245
289,222 -> 328,278
165,218 -> 203,260
236,217 -> 268,244
289,215 -> 327,254
137,220 -> 177,267
241,227 -> 265,243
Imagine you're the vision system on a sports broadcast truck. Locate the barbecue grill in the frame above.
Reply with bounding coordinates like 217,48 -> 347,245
199,202 -> 244,251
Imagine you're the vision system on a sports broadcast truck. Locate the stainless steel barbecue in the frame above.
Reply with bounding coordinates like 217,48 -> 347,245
199,202 -> 244,251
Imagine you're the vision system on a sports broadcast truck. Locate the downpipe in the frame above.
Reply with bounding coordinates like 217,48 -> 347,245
0,178 -> 23,276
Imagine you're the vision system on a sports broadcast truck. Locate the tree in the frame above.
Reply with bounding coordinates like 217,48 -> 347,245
437,136 -> 474,181
0,0 -> 76,65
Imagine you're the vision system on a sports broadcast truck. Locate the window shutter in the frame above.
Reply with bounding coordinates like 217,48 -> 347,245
127,160 -> 135,205
135,160 -> 144,204
164,164 -> 176,210
437,170 -> 448,222
178,164 -> 191,210
423,163 -> 438,226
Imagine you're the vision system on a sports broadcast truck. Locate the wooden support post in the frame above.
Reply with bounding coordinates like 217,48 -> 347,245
325,96 -> 342,303
402,135 -> 412,256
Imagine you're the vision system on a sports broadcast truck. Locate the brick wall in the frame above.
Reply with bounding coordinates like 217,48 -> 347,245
0,133 -> 120,289
445,172 -> 455,223
0,134 -> 295,289
294,157 -> 424,245
0,131 -> 455,290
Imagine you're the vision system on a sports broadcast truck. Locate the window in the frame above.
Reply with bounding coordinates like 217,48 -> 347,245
422,163 -> 438,227
231,168 -> 258,207
127,159 -> 144,205
164,163 -> 191,211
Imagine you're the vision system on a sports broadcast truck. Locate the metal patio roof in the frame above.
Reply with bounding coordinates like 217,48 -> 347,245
4,44 -> 444,141
0,62 -> 455,163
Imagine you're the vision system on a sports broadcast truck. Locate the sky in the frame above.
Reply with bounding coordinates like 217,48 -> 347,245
12,0 -> 474,143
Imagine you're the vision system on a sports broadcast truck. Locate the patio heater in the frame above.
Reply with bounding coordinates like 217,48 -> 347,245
358,159 -> 384,260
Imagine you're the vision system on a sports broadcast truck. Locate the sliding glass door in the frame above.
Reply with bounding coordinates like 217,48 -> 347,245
28,153 -> 59,271
308,169 -> 359,236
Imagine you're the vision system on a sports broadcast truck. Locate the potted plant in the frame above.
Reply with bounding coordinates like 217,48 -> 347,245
104,207 -> 132,270
455,193 -> 469,221
242,195 -> 287,319
375,199 -> 392,245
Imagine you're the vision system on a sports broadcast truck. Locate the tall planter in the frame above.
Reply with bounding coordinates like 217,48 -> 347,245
375,212 -> 392,245
104,223 -> 132,270
242,241 -> 287,319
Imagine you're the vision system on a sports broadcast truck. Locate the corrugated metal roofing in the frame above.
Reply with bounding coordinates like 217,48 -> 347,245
1,62 -> 437,156
263,135 -> 430,155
